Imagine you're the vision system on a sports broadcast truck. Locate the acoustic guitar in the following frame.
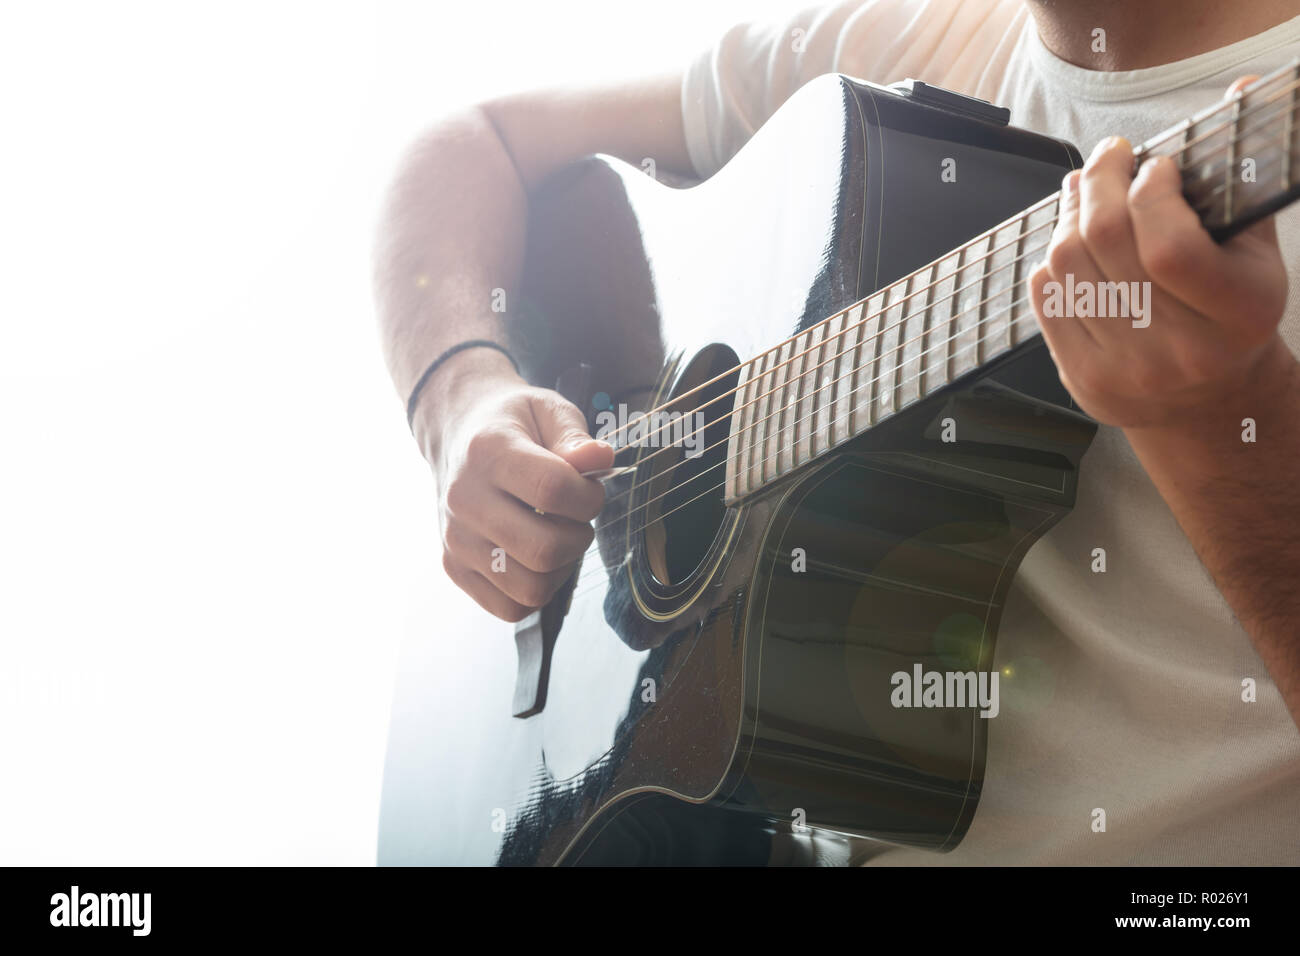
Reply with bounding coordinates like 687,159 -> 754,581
389,62 -> 1300,864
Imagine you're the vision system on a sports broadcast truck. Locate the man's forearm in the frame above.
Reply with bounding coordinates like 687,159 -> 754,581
372,74 -> 693,462
372,107 -> 528,455
1125,337 -> 1300,727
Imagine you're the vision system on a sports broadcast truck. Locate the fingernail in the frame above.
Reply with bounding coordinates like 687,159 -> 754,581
1090,135 -> 1129,159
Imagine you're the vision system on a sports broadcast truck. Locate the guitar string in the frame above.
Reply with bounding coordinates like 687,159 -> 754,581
577,85 -> 1300,535
591,230 -> 1054,516
613,287 -> 1036,520
556,113 -> 1297,598
581,69 -> 1300,456
1161,72 -> 1300,168
561,98 -> 1299,596
566,305 -> 1048,603
565,273 -> 1058,598
1145,89 -> 1300,211
595,80 -> 1300,462
596,204 -> 1056,456
1191,135 -> 1295,205
489,67 -> 1300,597
597,222 -> 1054,476
584,105 -> 1287,526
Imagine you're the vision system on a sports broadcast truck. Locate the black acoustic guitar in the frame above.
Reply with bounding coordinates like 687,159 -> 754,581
399,62 -> 1300,864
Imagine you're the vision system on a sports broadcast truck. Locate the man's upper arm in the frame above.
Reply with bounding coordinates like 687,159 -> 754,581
480,72 -> 695,191
477,0 -> 904,190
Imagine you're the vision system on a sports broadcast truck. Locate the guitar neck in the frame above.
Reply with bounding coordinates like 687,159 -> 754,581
724,58 -> 1300,503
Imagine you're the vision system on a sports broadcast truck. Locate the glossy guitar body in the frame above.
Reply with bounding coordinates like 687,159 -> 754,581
380,74 -> 1097,865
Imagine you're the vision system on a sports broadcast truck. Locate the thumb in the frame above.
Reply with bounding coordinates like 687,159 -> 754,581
530,392 -> 615,473
1225,74 -> 1260,98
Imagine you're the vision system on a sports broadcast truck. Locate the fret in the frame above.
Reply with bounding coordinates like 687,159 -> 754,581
800,321 -> 827,461
876,280 -> 906,418
1286,63 -> 1299,191
1225,96 -> 1240,225
832,304 -> 861,445
984,220 -> 1020,358
1170,115 -> 1190,187
1017,200 -> 1058,344
916,264 -> 937,397
772,339 -> 795,474
727,62 -> 1300,505
854,290 -> 887,430
748,348 -> 764,489
893,277 -> 914,411
820,309 -> 846,450
928,250 -> 960,392
1159,62 -> 1300,232
1178,117 -> 1200,208
725,356 -> 761,500
895,273 -> 912,408
1008,212 -> 1030,347
759,343 -> 780,481
867,291 -> 888,425
898,265 -> 931,408
1285,85 -> 1294,191
920,263 -> 939,394
787,329 -> 810,469
1182,114 -> 1219,222
975,233 -> 993,367
952,239 -> 985,378
843,299 -> 867,435
769,340 -> 790,478
950,245 -> 968,379
733,356 -> 754,496
743,350 -> 770,491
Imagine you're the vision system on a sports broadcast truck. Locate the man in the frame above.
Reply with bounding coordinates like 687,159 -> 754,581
373,0 -> 1300,863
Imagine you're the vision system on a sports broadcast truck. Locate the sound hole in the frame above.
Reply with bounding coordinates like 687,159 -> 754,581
643,346 -> 740,587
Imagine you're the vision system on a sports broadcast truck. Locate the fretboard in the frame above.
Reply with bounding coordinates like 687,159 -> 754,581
725,57 -> 1300,503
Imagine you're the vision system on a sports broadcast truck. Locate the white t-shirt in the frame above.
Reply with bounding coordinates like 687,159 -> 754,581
682,0 -> 1300,865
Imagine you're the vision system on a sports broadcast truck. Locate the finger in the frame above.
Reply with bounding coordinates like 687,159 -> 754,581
445,523 -> 573,609
468,489 -> 595,573
493,433 -> 606,520
442,553 -> 531,623
1043,170 -> 1101,347
1029,260 -> 1100,389
1225,75 -> 1260,98
529,390 -> 615,473
442,464 -> 496,527
1078,137 -> 1147,284
1128,155 -> 1241,319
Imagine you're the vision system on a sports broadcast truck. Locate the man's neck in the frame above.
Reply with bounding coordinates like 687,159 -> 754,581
1027,0 -> 1300,71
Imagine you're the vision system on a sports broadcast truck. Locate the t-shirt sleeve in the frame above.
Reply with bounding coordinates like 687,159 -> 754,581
680,0 -> 1017,178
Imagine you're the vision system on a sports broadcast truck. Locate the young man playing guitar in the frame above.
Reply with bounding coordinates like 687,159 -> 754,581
374,0 -> 1300,863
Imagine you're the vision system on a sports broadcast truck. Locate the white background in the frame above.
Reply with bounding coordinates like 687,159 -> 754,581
0,0 -> 804,864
